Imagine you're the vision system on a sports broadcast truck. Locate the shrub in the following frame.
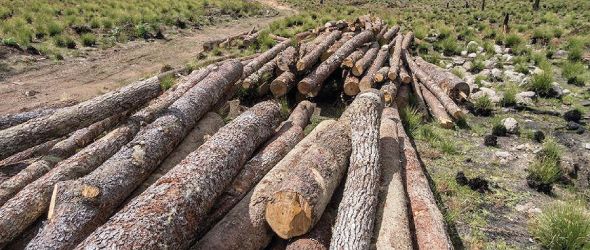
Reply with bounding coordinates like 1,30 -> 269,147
47,22 -> 63,36
467,42 -> 478,53
440,37 -> 460,56
2,37 -> 18,47
515,63 -> 529,74
159,74 -> 176,90
501,83 -> 518,107
64,36 -> 76,49
472,95 -> 494,116
53,36 -> 66,47
504,33 -> 523,48
562,62 -> 587,86
81,33 -> 97,47
531,201 -> 590,250
528,139 -> 562,189
528,71 -> 554,97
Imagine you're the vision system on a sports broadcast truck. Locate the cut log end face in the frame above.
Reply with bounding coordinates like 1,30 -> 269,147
266,191 -> 313,239
81,185 -> 100,199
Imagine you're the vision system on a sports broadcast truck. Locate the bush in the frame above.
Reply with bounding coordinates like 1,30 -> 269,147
562,62 -> 587,86
471,60 -> 484,73
53,36 -> 66,47
501,83 -> 518,107
81,33 -> 97,47
504,33 -> 523,48
440,37 -> 460,56
47,22 -> 63,36
531,201 -> 590,249
472,95 -> 494,116
2,37 -> 18,47
528,139 -> 562,189
159,74 -> 176,90
515,63 -> 529,74
528,71 -> 554,97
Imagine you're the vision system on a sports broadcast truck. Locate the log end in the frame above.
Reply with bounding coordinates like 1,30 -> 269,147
452,109 -> 465,120
401,75 -> 412,84
297,80 -> 314,95
265,191 -> 313,239
439,118 -> 455,129
296,61 -> 306,72
352,66 -> 363,77
375,74 -> 384,83
387,72 -> 398,81
342,59 -> 354,69
81,185 -> 101,199
271,81 -> 288,98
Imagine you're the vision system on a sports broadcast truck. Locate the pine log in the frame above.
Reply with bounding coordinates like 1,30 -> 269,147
415,57 -> 470,101
271,71 -> 297,97
76,101 -> 281,249
243,39 -> 291,78
330,90 -> 384,249
420,84 -> 454,128
410,74 -> 430,118
343,70 -> 361,96
286,100 -> 316,130
401,31 -> 414,50
298,30 -> 375,97
0,114 -> 123,206
0,137 -> 61,168
0,66 -> 215,247
26,60 -> 243,250
243,58 -> 277,89
373,108 -> 413,250
387,34 -> 404,81
321,32 -> 354,61
376,25 -> 388,44
375,66 -> 390,83
396,84 -> 410,110
342,46 -> 369,69
359,45 -> 389,91
381,25 -> 400,44
297,30 -> 342,72
286,208 -> 335,250
194,120 -> 337,250
0,108 -> 57,130
300,32 -> 330,57
399,64 -> 412,84
380,82 -> 398,107
403,51 -> 464,119
389,104 -> 453,249
276,47 -> 299,73
352,42 -> 380,76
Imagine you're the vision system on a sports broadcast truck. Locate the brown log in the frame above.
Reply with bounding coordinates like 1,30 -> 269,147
399,63 -> 412,84
387,34 -> 404,81
381,25 -> 400,44
380,82 -> 398,107
401,31 -> 414,50
343,70 -> 361,96
203,28 -> 256,51
374,66 -> 390,83
376,25 -> 388,43
341,45 -> 369,69
0,78 -> 162,160
299,32 -> 330,57
0,66 -> 216,247
276,47 -> 299,73
26,60 -> 243,250
373,109 -> 413,249
297,30 -> 342,72
270,71 -> 297,97
415,57 -> 470,101
0,137 -> 61,168
321,32 -> 354,61
286,100 -> 316,130
0,108 -> 57,130
396,84 -> 410,110
330,90 -> 384,249
420,84 -> 454,129
243,58 -> 277,89
194,120 -> 337,250
243,39 -> 291,78
410,73 -> 430,118
404,51 -> 464,119
286,208 -> 335,250
359,44 -> 389,91
352,42 -> 379,76
298,30 -> 375,97
388,104 -> 453,249
270,34 -> 289,42
76,101 -> 282,249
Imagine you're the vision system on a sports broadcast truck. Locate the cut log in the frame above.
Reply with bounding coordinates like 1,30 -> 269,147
243,58 -> 277,89
286,208 -> 335,250
0,66 -> 216,246
194,120 -> 337,250
342,46 -> 369,69
76,101 -> 281,249
343,70 -> 361,96
243,39 -> 291,78
387,34 -> 404,81
0,77 -> 162,160
203,28 -> 256,51
0,137 -> 61,168
297,30 -> 342,72
359,45 -> 389,91
396,83 -> 410,110
410,74 -> 430,118
374,66 -> 390,83
330,90 -> 383,249
0,108 -> 57,130
376,25 -> 388,43
399,64 -> 411,84
276,47 -> 299,73
321,32 -> 354,61
380,82 -> 398,107
352,42 -> 379,76
270,71 -> 297,97
0,114 -> 123,206
404,51 -> 464,119
415,57 -> 470,101
420,84 -> 454,128
286,100 -> 316,130
299,32 -> 330,57
388,104 -> 453,249
373,108 -> 413,250
381,25 -> 400,44
298,30 -> 375,97
26,60 -> 243,250
401,31 -> 414,50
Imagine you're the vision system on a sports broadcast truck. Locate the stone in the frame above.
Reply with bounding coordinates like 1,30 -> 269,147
491,68 -> 503,81
502,54 -> 514,63
484,59 -> 496,69
584,143 -> 590,150
566,121 -> 580,131
468,53 -> 477,58
563,89 -> 571,95
463,61 -> 472,71
467,41 -> 478,47
532,67 -> 544,75
551,82 -> 564,98
453,57 -> 466,65
479,69 -> 492,78
502,117 -> 519,134
24,90 -> 38,97
477,46 -> 484,53
472,87 -> 501,103
503,48 -> 512,54
494,45 -> 503,54
504,70 -> 526,84
553,50 -> 568,59
495,151 -> 511,158
484,135 -> 498,147
461,50 -> 468,56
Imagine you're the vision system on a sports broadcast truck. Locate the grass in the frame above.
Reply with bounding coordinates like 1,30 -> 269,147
528,139 -> 562,186
561,62 -> 588,86
473,95 -> 494,116
531,201 -> 590,249
500,83 -> 519,107
159,74 -> 176,90
528,70 -> 555,97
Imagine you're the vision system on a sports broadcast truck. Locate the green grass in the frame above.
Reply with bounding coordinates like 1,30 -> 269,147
159,74 -> 176,90
562,62 -> 588,86
528,71 -> 555,97
500,83 -> 519,107
81,33 -> 96,47
531,201 -> 590,249
528,139 -> 562,185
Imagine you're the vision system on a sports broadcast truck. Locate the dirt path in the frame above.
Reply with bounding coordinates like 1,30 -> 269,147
0,0 -> 295,114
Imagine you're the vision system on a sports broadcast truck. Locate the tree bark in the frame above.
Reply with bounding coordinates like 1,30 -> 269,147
297,30 -> 342,72
0,78 -> 162,160
387,34 -> 404,81
271,71 -> 297,97
298,30 -> 374,97
401,32 -> 414,50
286,208 -> 335,250
0,108 -> 57,130
359,45 -> 389,91
26,60 -> 243,250
352,42 -> 380,76
243,58 -> 278,89
243,39 -> 291,79
194,120 -> 337,250
299,32 -> 330,57
373,109 -> 413,250
533,0 -> 540,10
0,137 -> 61,168
380,25 -> 400,44
399,63 -> 412,84
380,82 -> 398,107
410,74 -> 430,118
503,13 -> 510,33
343,70 -> 361,96
375,66 -> 390,83
321,32 -> 354,61
276,47 -> 299,73
420,84 -> 454,128
330,90 -> 383,249
396,84 -> 410,110
342,46 -> 369,69
481,0 -> 485,10
415,57 -> 470,101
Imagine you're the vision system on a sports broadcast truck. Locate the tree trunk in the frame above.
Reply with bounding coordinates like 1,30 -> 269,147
410,74 -> 430,118
299,32 -> 330,57
271,71 -> 297,97
374,66 -> 390,83
0,108 -> 58,130
420,84 -> 454,128
390,104 -> 453,249
0,78 -> 162,160
26,60 -> 243,250
399,63 -> 412,84
375,25 -> 388,44
396,84 -> 410,110
342,46 -> 369,69
243,58 -> 278,89
0,137 -> 61,168
321,32 -> 354,61
343,70 -> 361,96
373,109 -> 413,249
298,30 -> 375,97
481,0 -> 485,10
401,31 -> 414,50
286,208 -> 336,250
503,13 -> 510,33
330,90 -> 383,249
243,39 -> 291,78
352,42 -> 380,76
380,82 -> 398,106
276,47 -> 299,73
194,120 -> 337,250
533,0 -> 540,10
286,100 -> 316,130
414,57 -> 470,101
297,30 -> 342,72
387,34 -> 404,81
403,51 -> 464,119
359,45 -> 389,91
380,25 -> 400,44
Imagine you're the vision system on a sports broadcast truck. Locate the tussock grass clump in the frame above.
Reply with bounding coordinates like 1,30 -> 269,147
528,70 -> 554,97
500,83 -> 519,107
531,201 -> 590,250
527,139 -> 562,193
159,74 -> 176,90
81,33 -> 96,47
562,62 -> 588,86
504,33 -> 524,48
472,95 -> 494,116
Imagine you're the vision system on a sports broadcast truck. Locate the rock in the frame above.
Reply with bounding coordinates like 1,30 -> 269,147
563,89 -> 571,95
425,36 -> 438,43
495,151 -> 511,158
479,69 -> 492,78
584,143 -> 590,150
494,45 -> 503,54
453,57 -> 466,65
553,50 -> 568,59
491,68 -> 503,81
504,70 -> 526,84
566,121 -> 580,131
532,67 -> 544,75
484,135 -> 498,147
461,50 -> 468,56
502,54 -> 514,64
550,82 -> 564,98
477,47 -> 484,53
472,87 -> 501,103
532,130 -> 545,143
455,171 -> 491,193
503,48 -> 512,54
516,91 -> 536,106
502,117 -> 519,134
564,109 -> 582,122
24,90 -> 38,97
484,59 -> 496,69
467,41 -> 478,47
468,53 -> 477,58
463,61 -> 472,71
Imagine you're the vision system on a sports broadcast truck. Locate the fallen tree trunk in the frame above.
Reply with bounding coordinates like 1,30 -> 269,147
420,84 -> 454,128
270,71 -> 297,97
0,77 -> 162,160
396,83 -> 410,110
243,58 -> 277,89
26,60 -> 243,250
243,39 -> 291,78
321,32 -> 354,61
203,28 -> 256,51
276,47 -> 298,73
330,90 -> 383,249
380,82 -> 398,106
0,108 -> 57,130
343,70 -> 361,96
297,30 -> 342,72
415,57 -> 470,101
359,45 -> 389,91
401,31 -> 414,50
380,25 -> 400,44
194,120 -> 337,250
0,138 -> 61,168
286,208 -> 336,250
342,46 -> 369,69
375,66 -> 390,83
410,74 -> 430,118
399,64 -> 411,84
298,30 -> 375,96
352,42 -> 379,76
299,32 -> 330,57
387,34 -> 404,81
76,101 -> 282,249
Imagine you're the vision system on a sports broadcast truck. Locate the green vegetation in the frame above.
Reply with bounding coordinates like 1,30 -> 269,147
531,201 -> 590,249
528,70 -> 554,97
500,83 -> 518,107
159,74 -> 176,90
561,62 -> 588,86
528,139 -> 562,186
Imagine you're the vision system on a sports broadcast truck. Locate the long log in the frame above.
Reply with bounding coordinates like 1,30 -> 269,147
374,66 -> 390,83
276,47 -> 298,73
420,84 -> 454,128
342,46 -> 369,69
76,101 -> 281,249
298,30 -> 375,97
321,32 -> 354,61
352,42 -> 379,76
380,25 -> 400,44
401,31 -> 414,50
286,207 -> 336,250
387,34 -> 404,81
410,74 -> 430,118
0,138 -> 61,168
396,84 -> 410,110
343,70 -> 361,96
330,90 -> 383,249
415,57 -> 470,101
0,108 -> 57,130
297,30 -> 342,72
399,63 -> 411,84
26,60 -> 243,250
243,39 -> 291,78
243,58 -> 277,89
359,45 -> 389,91
0,66 -> 216,247
380,82 -> 398,107
270,71 -> 297,97
194,120 -> 337,250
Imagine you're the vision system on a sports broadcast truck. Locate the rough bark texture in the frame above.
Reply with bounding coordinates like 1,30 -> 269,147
373,109 -> 413,250
380,82 -> 398,107
298,30 -> 374,97
0,137 -> 61,168
271,71 -> 297,97
342,46 -> 369,69
387,34 -> 404,81
401,32 -> 414,50
0,77 -> 162,160
194,120 -> 337,250
26,60 -> 243,250
297,30 -> 342,72
399,64 -> 411,84
410,74 -> 430,118
300,32 -> 330,57
243,39 -> 291,79
276,47 -> 299,73
415,57 -> 470,101
343,70 -> 361,96
420,84 -> 454,128
404,51 -> 464,119
286,101 -> 316,130
286,209 -> 335,250
243,58 -> 278,89
76,101 -> 281,249
352,42 -> 379,76
321,32 -> 354,61
381,25 -> 400,44
359,45 -> 389,91
330,90 -> 383,250
0,108 -> 57,130
396,84 -> 410,110
375,66 -> 390,83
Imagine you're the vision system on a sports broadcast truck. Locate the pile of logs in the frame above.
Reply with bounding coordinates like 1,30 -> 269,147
0,15 -> 466,249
